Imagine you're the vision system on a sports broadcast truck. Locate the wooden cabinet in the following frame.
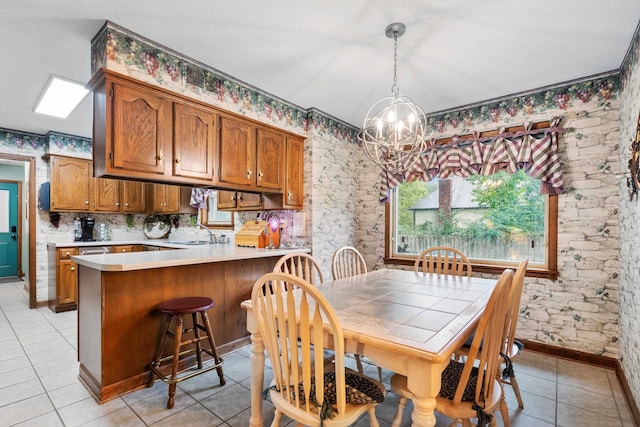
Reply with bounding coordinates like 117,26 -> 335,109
92,70 -> 218,185
218,190 -> 263,210
90,70 -> 305,209
49,155 -> 92,212
119,181 -> 146,212
92,179 -> 146,213
218,115 -> 284,192
283,136 -> 304,209
49,155 -> 147,213
111,245 -> 134,253
146,184 -> 180,213
173,102 -> 217,181
255,127 -> 285,190
91,177 -> 120,212
219,115 -> 255,187
111,81 -> 170,176
263,136 -> 305,210
50,247 -> 78,312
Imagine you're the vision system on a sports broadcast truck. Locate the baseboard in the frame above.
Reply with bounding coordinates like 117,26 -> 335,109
519,339 -> 639,426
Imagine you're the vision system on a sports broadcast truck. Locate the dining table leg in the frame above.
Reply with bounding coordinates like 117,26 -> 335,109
407,359 -> 448,427
249,331 -> 265,427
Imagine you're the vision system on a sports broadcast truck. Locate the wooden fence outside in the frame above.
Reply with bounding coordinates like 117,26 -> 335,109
396,235 -> 544,263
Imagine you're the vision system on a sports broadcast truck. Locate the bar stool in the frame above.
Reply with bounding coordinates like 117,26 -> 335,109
146,296 -> 225,409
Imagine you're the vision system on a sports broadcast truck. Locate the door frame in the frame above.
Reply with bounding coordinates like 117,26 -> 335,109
0,154 -> 36,308
0,179 -> 22,278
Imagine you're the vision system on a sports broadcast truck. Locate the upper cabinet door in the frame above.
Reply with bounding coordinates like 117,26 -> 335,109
284,137 -> 304,209
219,115 -> 255,187
120,181 -> 146,213
91,178 -> 120,212
256,127 -> 284,191
50,156 -> 92,212
173,102 -> 217,182
112,82 -> 170,176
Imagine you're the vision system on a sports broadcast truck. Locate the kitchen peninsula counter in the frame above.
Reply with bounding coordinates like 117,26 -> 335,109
75,245 -> 309,403
71,244 -> 309,271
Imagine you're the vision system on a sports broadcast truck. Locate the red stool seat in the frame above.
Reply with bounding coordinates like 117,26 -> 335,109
156,296 -> 215,314
147,296 -> 225,409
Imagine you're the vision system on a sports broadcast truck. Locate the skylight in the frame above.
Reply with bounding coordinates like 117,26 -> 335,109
33,75 -> 89,118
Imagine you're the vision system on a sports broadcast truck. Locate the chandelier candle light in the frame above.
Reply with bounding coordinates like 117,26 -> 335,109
360,23 -> 433,174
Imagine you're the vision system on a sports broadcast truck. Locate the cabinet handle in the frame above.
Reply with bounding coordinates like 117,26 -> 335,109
157,155 -> 164,160
71,267 -> 76,271
247,170 -> 252,177
116,202 -> 120,206
175,158 -> 181,163
125,202 -> 129,207
85,200 -> 90,205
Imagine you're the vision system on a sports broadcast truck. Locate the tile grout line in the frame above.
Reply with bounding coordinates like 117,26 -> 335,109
0,285 -> 66,426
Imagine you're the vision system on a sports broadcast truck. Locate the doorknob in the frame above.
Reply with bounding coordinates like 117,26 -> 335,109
11,234 -> 17,240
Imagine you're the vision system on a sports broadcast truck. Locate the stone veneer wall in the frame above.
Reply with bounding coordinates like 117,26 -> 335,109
356,86 -> 623,358
617,25 -> 640,406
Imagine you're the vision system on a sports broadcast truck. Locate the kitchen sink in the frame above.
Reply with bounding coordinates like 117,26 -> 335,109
172,240 -> 212,245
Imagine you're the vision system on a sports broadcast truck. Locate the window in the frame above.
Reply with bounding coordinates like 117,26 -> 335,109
386,171 -> 558,278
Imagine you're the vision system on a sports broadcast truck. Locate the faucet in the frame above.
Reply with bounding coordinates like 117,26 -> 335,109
197,223 -> 215,244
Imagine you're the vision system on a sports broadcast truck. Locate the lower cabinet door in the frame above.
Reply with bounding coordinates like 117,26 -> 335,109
58,260 -> 78,305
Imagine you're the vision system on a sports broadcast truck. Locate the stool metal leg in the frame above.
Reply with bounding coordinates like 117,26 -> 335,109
201,310 -> 225,385
167,314 -> 184,409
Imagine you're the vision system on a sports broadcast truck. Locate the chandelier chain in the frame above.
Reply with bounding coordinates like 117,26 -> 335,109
392,30 -> 399,97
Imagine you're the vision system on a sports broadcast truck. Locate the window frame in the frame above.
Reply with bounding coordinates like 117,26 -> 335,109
383,190 -> 558,280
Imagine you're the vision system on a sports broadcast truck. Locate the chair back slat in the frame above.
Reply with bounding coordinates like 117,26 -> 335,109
453,268 -> 513,405
414,246 -> 472,277
251,272 -> 347,417
331,246 -> 368,280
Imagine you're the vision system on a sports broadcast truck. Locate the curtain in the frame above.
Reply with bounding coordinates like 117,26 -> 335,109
377,117 -> 565,202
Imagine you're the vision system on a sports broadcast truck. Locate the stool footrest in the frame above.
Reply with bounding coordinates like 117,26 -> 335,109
148,358 -> 224,385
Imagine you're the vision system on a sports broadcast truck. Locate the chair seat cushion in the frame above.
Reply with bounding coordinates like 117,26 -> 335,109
439,360 -> 478,401
296,370 -> 385,405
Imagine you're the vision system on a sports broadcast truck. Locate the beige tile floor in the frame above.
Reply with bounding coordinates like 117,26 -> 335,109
0,280 -> 635,427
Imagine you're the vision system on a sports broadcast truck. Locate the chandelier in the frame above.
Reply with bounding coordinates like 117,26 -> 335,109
360,23 -> 433,174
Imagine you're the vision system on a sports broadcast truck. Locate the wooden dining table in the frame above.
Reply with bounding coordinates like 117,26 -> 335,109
241,268 -> 499,427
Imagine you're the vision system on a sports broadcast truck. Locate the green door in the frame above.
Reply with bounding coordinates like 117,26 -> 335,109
0,182 -> 18,278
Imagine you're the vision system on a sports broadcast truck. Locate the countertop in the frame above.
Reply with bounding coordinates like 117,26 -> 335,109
70,244 -> 310,272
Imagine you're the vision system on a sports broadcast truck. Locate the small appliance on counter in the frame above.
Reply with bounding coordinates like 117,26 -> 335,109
73,218 -> 82,241
80,217 -> 96,241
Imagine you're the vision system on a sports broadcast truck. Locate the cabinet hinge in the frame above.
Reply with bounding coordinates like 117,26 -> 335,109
109,88 -> 114,99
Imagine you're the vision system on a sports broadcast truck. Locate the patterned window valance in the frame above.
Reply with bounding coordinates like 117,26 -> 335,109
378,117 -> 565,202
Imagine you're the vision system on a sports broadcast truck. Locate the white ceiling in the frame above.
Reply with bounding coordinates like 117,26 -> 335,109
1,1 -> 639,139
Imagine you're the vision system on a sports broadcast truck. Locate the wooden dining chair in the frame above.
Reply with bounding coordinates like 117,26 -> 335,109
413,246 -> 472,277
252,272 -> 385,426
331,246 -> 367,280
499,260 -> 528,411
330,246 -> 382,382
451,260 -> 527,427
390,268 -> 514,427
273,252 -> 324,285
